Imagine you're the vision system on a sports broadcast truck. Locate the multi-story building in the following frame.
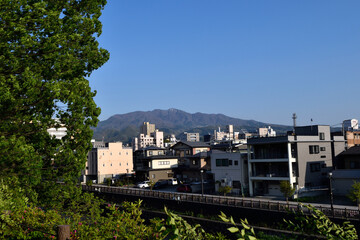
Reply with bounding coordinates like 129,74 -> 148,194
140,122 -> 156,136
211,150 -> 248,195
179,132 -> 200,142
84,142 -> 133,183
133,146 -> 178,183
133,122 -> 164,151
171,141 -> 211,182
332,146 -> 360,195
247,125 -> 343,197
258,126 -> 276,137
213,125 -> 237,141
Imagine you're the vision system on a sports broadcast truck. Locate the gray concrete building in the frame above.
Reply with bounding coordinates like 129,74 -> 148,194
247,125 -> 343,197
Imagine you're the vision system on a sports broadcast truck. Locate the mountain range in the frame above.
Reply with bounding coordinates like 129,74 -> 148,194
92,108 -> 292,143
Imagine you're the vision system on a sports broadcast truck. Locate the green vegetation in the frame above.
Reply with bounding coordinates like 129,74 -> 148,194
280,181 -> 296,203
348,181 -> 360,209
219,186 -> 233,196
0,1 -> 358,239
0,0 -> 109,209
284,204 -> 357,240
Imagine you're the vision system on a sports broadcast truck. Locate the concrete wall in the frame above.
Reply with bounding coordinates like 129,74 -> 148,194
211,152 -> 248,191
296,141 -> 332,188
151,158 -> 178,169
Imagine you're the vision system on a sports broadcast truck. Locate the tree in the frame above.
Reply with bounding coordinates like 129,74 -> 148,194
0,0 -> 109,208
348,181 -> 360,209
219,185 -> 232,196
279,181 -> 296,203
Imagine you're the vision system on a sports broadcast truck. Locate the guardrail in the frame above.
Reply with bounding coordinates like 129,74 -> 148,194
82,185 -> 360,220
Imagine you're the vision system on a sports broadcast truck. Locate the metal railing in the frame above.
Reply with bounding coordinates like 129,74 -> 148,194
82,185 -> 360,220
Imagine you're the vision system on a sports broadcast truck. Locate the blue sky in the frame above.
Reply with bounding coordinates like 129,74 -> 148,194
89,0 -> 360,126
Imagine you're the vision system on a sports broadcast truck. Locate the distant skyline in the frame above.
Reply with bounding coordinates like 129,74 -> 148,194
89,1 -> 360,127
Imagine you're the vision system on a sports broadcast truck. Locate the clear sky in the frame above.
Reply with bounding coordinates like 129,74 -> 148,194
89,0 -> 360,126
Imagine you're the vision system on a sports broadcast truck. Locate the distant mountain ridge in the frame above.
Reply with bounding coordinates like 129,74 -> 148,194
92,108 -> 291,143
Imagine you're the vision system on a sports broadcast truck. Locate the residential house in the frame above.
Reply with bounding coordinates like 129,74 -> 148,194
210,150 -> 248,195
332,146 -> 360,195
133,146 -> 178,183
171,141 -> 211,182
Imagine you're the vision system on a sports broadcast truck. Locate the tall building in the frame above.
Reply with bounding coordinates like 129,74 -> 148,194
179,132 -> 200,142
133,122 -> 164,151
84,142 -> 133,183
140,122 -> 156,136
247,125 -> 345,197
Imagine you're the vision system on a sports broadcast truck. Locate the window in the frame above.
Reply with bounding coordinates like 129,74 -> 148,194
119,163 -> 121,166
229,160 -> 233,166
309,145 -> 319,154
321,155 -> 326,158
103,164 -> 105,167
110,163 -> 112,166
310,163 -> 321,172
110,152 -> 112,155
232,181 -> 241,189
119,152 -> 121,155
320,147 -> 326,151
159,161 -> 170,165
319,132 -> 325,140
216,159 -> 229,167
234,161 -> 239,166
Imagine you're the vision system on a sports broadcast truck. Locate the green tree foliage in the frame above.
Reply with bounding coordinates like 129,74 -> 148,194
218,212 -> 257,240
0,0 -> 109,208
284,204 -> 357,240
219,186 -> 232,196
279,181 -> 296,203
348,181 -> 360,209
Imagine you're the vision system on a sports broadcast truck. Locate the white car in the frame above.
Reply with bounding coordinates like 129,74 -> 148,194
137,181 -> 150,188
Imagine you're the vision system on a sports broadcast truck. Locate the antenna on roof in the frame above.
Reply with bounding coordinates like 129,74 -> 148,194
292,113 -> 297,134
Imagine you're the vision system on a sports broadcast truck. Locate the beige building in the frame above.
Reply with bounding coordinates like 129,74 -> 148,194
84,142 -> 133,183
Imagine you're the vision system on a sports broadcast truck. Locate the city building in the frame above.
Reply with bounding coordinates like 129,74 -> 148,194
133,146 -> 178,183
179,132 -> 200,142
258,126 -> 276,137
171,141 -> 211,182
84,142 -> 133,183
213,125 -> 238,141
332,146 -> 360,195
210,150 -> 248,195
133,122 -> 164,151
247,125 -> 343,197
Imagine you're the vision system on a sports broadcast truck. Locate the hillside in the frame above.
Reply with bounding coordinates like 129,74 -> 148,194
92,108 -> 291,143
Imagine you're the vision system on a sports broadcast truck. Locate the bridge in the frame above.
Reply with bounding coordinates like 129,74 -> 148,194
82,184 -> 360,220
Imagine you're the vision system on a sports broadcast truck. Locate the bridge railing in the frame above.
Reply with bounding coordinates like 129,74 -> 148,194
82,184 -> 360,220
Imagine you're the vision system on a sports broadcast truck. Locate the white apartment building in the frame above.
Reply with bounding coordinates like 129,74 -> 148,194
133,122 -> 164,151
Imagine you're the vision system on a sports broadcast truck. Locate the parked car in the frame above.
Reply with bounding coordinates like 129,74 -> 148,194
137,181 -> 150,188
153,180 -> 168,189
168,178 -> 178,185
176,184 -> 192,193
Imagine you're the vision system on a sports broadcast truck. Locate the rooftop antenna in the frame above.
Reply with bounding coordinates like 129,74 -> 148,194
292,113 -> 297,134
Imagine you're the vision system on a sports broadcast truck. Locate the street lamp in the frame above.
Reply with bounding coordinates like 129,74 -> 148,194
200,169 -> 204,198
329,172 -> 334,217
